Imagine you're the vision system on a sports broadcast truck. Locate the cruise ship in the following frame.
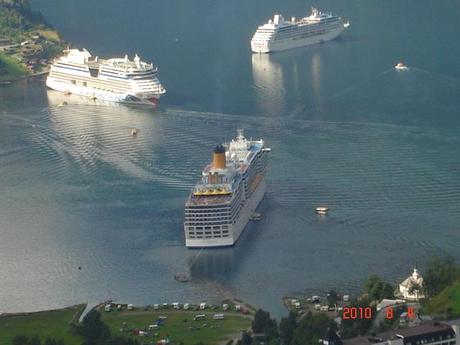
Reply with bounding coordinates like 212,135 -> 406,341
46,48 -> 166,105
251,8 -> 349,53
184,131 -> 270,248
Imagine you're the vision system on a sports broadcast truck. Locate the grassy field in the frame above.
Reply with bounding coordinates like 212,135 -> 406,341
424,279 -> 460,318
0,305 -> 85,345
101,307 -> 252,345
0,53 -> 29,81
38,29 -> 61,41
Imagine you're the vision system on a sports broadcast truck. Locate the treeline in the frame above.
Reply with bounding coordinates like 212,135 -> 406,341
11,310 -> 141,345
422,256 -> 460,319
12,336 -> 64,345
423,256 -> 460,297
236,309 -> 333,345
74,310 -> 140,345
0,0 -> 48,37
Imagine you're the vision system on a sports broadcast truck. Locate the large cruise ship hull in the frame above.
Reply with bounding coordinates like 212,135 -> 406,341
46,77 -> 162,105
185,178 -> 266,248
251,26 -> 344,53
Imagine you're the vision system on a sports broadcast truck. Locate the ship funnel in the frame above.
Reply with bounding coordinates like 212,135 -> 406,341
212,145 -> 226,169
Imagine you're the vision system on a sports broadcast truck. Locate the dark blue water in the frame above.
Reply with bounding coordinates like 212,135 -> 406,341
1,0 -> 460,316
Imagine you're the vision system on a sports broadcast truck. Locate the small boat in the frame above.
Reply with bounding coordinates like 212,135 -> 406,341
57,101 -> 68,107
130,128 -> 138,136
250,212 -> 262,221
174,273 -> 190,283
316,206 -> 329,215
343,21 -> 351,28
395,62 -> 408,70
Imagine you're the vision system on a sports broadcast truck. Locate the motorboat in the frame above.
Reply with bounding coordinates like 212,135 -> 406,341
395,62 -> 408,70
316,206 -> 329,215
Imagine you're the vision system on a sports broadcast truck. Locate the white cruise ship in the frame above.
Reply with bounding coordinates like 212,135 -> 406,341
184,131 -> 270,248
251,8 -> 349,53
46,48 -> 166,105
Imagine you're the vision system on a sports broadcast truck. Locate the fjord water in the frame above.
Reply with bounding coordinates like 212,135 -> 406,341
1,0 -> 460,315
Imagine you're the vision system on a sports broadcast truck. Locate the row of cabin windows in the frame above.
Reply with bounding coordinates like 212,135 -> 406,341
274,29 -> 330,40
189,230 -> 230,239
185,222 -> 231,226
407,339 -> 456,345
186,224 -> 228,230
185,215 -> 230,222
185,208 -> 230,213
189,235 -> 229,239
70,80 -> 122,92
189,230 -> 230,235
186,212 -> 230,216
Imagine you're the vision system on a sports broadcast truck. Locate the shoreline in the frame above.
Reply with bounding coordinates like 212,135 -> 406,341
0,303 -> 86,319
0,300 -> 253,345
0,69 -> 49,85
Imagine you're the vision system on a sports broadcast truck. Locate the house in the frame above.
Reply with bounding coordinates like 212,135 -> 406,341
376,299 -> 406,312
399,267 -> 425,301
342,322 -> 460,345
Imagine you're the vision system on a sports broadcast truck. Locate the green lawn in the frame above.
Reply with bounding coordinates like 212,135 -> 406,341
0,305 -> 85,345
101,307 -> 252,345
0,53 -> 29,81
38,29 -> 61,41
424,279 -> 460,318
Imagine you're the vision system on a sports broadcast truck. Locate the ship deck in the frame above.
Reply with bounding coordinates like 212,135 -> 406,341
185,193 -> 233,207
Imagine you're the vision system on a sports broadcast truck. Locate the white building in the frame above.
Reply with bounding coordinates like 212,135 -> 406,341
342,322 -> 460,345
399,267 -> 425,301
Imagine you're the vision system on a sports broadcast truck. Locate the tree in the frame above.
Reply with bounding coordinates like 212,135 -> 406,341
327,290 -> 338,307
424,256 -> 460,297
236,332 -> 253,345
79,310 -> 111,345
341,296 -> 375,339
280,312 -> 297,345
291,312 -> 331,345
365,274 -> 394,302
12,335 -> 29,345
30,335 -> 41,345
381,283 -> 395,300
43,339 -> 64,345
252,309 -> 278,339
108,338 -> 139,345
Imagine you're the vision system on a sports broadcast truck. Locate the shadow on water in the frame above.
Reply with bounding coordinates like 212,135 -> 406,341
186,197 -> 270,282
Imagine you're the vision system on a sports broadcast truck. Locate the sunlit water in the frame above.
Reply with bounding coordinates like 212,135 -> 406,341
1,0 -> 460,316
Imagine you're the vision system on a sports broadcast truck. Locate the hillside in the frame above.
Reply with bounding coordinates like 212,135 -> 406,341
0,0 -> 64,81
0,0 -> 48,38
423,279 -> 460,319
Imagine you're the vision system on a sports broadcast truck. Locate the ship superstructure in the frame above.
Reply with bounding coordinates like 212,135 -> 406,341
46,48 -> 166,104
251,8 -> 348,53
184,131 -> 269,248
